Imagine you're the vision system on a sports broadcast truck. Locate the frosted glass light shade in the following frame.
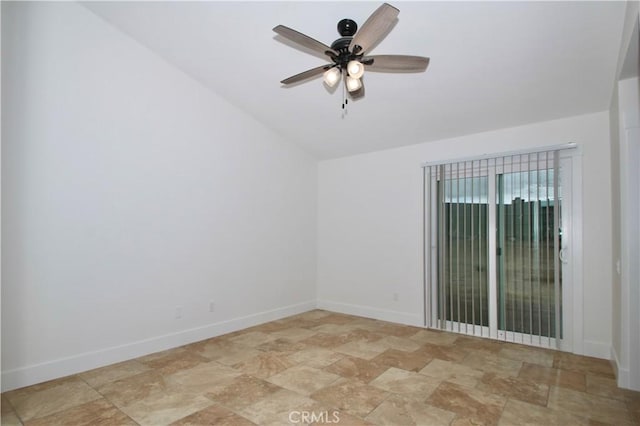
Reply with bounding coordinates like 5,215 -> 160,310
323,68 -> 341,87
346,76 -> 362,92
347,60 -> 365,79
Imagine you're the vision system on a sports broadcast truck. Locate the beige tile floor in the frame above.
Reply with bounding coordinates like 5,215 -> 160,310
2,310 -> 639,425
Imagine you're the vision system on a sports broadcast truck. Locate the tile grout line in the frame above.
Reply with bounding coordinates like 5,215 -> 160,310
2,395 -> 25,426
77,372 -> 142,426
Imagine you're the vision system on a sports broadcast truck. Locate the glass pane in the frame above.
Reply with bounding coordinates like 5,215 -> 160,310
497,168 -> 560,337
438,175 -> 489,327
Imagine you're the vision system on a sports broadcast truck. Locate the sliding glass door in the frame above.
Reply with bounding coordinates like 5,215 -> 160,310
425,150 -> 572,349
495,155 -> 568,346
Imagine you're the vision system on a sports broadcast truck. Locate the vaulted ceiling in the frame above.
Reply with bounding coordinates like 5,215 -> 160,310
83,1 -> 627,159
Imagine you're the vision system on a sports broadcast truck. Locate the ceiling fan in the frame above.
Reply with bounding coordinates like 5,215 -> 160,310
273,3 -> 429,100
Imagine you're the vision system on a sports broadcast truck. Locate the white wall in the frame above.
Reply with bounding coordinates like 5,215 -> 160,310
616,76 -> 640,390
318,111 -> 613,358
1,2 -> 317,391
610,84 -> 622,372
609,0 -> 639,390
0,0 -> 3,394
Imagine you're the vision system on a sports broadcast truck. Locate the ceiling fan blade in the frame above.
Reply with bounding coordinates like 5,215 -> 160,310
273,25 -> 338,58
281,64 -> 334,85
349,3 -> 399,54
363,55 -> 430,72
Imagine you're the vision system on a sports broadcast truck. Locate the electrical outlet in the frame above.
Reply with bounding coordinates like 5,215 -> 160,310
175,306 -> 183,319
209,300 -> 215,312
393,292 -> 399,302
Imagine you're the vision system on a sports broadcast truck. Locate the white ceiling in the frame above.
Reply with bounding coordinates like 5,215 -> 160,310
83,1 -> 627,159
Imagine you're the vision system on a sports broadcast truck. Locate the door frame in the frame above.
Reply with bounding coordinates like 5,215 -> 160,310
422,146 -> 583,353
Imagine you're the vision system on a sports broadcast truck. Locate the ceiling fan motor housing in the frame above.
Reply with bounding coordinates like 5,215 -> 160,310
337,19 -> 357,36
328,19 -> 365,70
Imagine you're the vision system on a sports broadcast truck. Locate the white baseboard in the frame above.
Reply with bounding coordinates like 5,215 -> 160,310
1,300 -> 316,392
582,340 -> 612,360
611,346 -> 631,389
316,299 -> 423,327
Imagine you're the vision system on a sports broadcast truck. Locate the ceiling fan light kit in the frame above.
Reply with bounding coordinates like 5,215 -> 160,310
323,67 -> 341,87
347,60 -> 365,79
273,2 -> 430,105
346,75 -> 363,92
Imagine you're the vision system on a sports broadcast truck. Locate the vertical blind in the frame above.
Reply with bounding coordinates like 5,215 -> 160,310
423,145 -> 573,348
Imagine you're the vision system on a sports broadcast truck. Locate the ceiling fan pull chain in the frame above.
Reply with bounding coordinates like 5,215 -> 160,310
341,77 -> 350,118
342,76 -> 346,109
341,76 -> 346,118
